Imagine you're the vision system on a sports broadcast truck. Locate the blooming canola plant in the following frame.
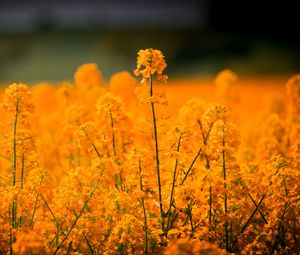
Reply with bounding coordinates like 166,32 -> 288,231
0,49 -> 299,254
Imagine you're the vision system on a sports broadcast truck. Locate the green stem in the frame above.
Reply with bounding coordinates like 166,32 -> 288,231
52,179 -> 100,255
21,151 -> 25,189
0,154 -> 11,161
209,185 -> 212,228
198,119 -> 212,228
109,109 -> 116,156
230,162 -> 285,251
121,135 -> 127,153
41,195 -> 65,235
68,138 -> 74,168
139,160 -> 148,255
12,99 -> 19,186
222,129 -> 229,251
77,145 -> 81,167
230,193 -> 267,250
166,135 -> 181,235
11,196 -> 17,229
9,207 -> 13,255
177,201 -> 194,238
248,194 -> 268,224
66,241 -> 73,255
81,127 -> 101,158
149,74 -> 164,231
181,148 -> 201,185
30,193 -> 40,228
84,234 -> 94,255
181,122 -> 214,186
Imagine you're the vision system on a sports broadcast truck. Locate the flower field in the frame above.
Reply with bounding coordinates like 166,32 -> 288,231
0,49 -> 299,254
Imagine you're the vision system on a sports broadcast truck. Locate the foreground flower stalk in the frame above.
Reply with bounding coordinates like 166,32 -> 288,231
134,48 -> 168,234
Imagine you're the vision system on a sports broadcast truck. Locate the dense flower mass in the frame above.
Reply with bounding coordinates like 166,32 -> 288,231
0,50 -> 299,255
134,48 -> 168,82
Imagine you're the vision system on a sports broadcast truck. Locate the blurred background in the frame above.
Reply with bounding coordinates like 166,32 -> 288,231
0,0 -> 299,83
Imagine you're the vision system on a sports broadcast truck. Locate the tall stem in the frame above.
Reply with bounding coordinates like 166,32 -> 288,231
139,160 -> 148,255
198,119 -> 212,228
149,74 -> 164,231
10,99 -> 20,254
181,122 -> 213,186
9,208 -> 13,255
12,99 -> 19,186
77,144 -> 81,167
81,127 -> 101,158
109,109 -> 116,156
21,150 -> 25,189
166,135 -> 181,234
222,129 -> 229,251
209,185 -> 212,228
53,179 -> 100,255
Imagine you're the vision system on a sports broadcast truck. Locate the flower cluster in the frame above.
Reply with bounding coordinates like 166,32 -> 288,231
134,48 -> 168,83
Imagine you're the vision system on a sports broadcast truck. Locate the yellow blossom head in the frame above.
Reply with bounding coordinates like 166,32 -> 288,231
2,83 -> 34,113
108,71 -> 137,101
74,63 -> 103,89
215,69 -> 238,89
134,48 -> 168,82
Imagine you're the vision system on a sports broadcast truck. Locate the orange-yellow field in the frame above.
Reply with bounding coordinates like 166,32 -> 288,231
0,49 -> 299,255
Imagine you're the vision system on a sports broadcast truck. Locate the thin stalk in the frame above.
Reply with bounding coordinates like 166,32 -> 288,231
81,127 -> 101,158
177,202 -> 194,238
139,160 -> 148,255
53,179 -> 100,255
66,241 -> 73,255
0,154 -> 11,161
268,176 -> 289,253
269,228 -> 287,255
77,145 -> 81,167
181,148 -> 202,185
21,151 -> 25,189
170,212 -> 179,230
282,175 -> 288,196
9,193 -> 17,253
41,195 -> 57,222
189,209 -> 194,237
9,229 -> 13,255
121,135 -> 127,153
209,185 -> 212,228
222,129 -> 229,251
120,242 -> 128,255
198,119 -> 212,228
29,193 -> 40,228
41,195 -> 65,235
9,208 -> 13,255
11,197 -> 17,229
149,74 -> 164,231
230,193 -> 267,250
197,119 -> 206,142
68,138 -> 74,168
230,163 -> 285,251
181,122 -> 213,185
84,234 -> 94,255
166,135 -> 181,234
109,109 -> 117,156
248,194 -> 268,224
12,99 -> 20,186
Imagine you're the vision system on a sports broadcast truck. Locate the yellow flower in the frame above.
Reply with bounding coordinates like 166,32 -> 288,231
74,63 -> 103,89
2,83 -> 34,113
134,48 -> 168,82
